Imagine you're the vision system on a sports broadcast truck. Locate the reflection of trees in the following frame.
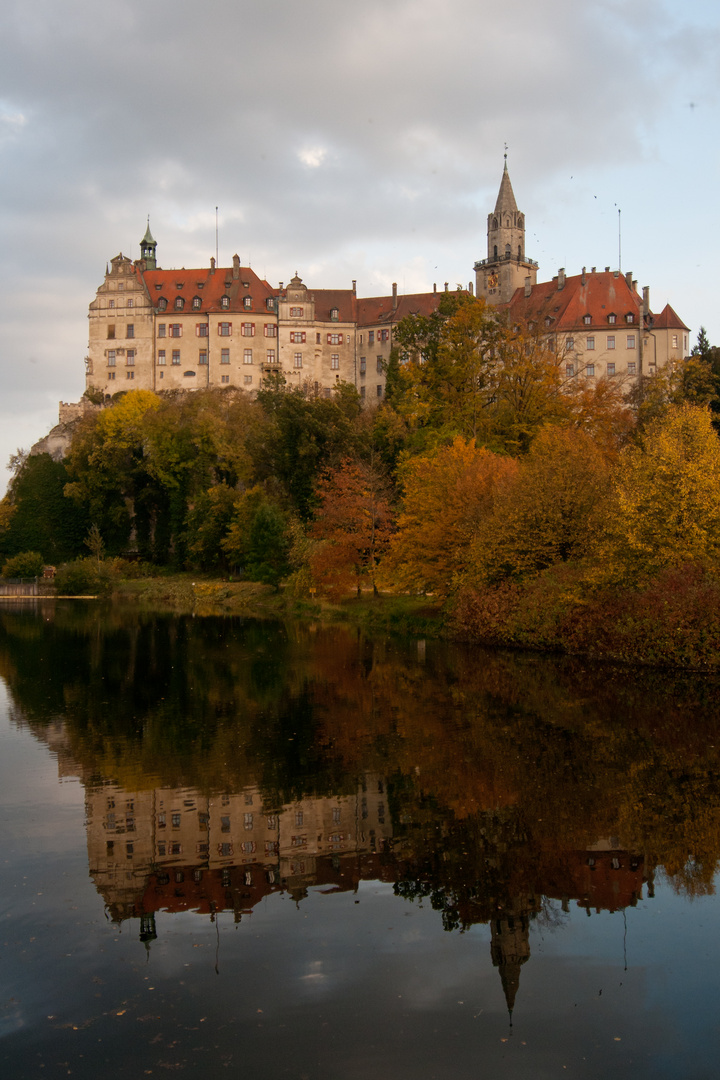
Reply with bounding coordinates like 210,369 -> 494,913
2,604 -> 720,899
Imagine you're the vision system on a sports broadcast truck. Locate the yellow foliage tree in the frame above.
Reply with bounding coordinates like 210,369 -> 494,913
381,436 -> 517,597
602,404 -> 720,581
467,426 -> 612,585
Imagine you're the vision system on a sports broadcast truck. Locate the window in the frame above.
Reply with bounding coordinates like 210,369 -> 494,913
171,812 -> 181,828
359,333 -> 363,344
172,350 -> 181,365
175,297 -> 184,310
289,306 -> 303,317
360,385 -> 366,399
291,332 -> 306,343
241,323 -> 255,336
183,370 -> 195,377
567,337 -> 574,351
219,842 -> 232,856
583,314 -> 591,325
221,348 -> 230,364
626,313 -> 635,323
377,357 -> 383,373
267,815 -> 277,830
107,371 -> 115,380
108,350 -> 116,367
243,349 -> 253,364
264,324 -> 277,337
219,322 -> 232,336
607,335 -> 616,349
607,362 -> 616,376
586,337 -> 595,350
127,299 -> 133,308
196,323 -> 208,337
241,841 -> 256,854
330,307 -> 339,320
221,816 -> 231,833
221,374 -> 230,383
157,297 -> 167,311
292,835 -> 307,848
608,313 -> 616,324
107,324 -> 115,339
331,354 -> 339,370
327,333 -> 343,345
295,811 -> 304,827
316,333 -> 321,344
359,357 -> 366,375
266,349 -> 276,363
192,297 -> 202,310
170,324 -> 182,337
294,353 -> 303,368
672,334 -> 679,348
266,298 -> 275,311
626,334 -> 636,349
158,350 -> 166,365
265,840 -> 278,856
583,364 -> 593,377
109,299 -> 115,309
379,329 -> 389,342
566,363 -> 574,377
377,384 -> 383,397
332,807 -> 341,824
244,374 -> 252,385
243,296 -> 252,309
126,350 -> 135,366
221,296 -> 230,309
158,323 -> 166,338
126,324 -> 134,339
199,349 -> 208,365
368,331 -> 375,345
627,362 -> 636,375
243,812 -> 253,829
126,370 -> 134,380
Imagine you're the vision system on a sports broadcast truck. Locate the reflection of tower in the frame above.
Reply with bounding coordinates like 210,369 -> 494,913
490,902 -> 531,1022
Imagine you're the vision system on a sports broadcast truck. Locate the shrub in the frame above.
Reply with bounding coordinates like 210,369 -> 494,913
1,551 -> 45,579
54,558 -> 112,596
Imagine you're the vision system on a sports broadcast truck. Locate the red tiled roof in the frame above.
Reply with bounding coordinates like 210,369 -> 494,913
357,291 -> 444,327
139,265 -> 275,314
306,289 -> 358,323
502,270 -> 645,331
653,303 -> 690,331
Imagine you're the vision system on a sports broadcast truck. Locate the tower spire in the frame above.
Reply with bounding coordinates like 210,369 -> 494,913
140,218 -> 157,269
474,156 -> 536,305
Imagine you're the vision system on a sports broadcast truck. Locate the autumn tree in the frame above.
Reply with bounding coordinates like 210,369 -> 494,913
310,458 -> 393,598
601,404 -> 720,582
466,426 -> 612,585
381,437 -> 517,598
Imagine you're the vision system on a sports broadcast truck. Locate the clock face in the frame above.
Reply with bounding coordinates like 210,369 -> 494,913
488,273 -> 498,288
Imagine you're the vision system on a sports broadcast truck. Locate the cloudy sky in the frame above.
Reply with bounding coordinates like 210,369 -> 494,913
1,0 -> 719,494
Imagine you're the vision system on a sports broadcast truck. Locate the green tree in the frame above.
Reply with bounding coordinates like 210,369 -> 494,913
244,503 -> 292,587
1,551 -> 45,579
0,453 -> 89,563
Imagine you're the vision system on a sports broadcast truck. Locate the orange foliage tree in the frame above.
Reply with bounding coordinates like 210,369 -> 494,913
380,436 -> 517,597
309,458 -> 393,598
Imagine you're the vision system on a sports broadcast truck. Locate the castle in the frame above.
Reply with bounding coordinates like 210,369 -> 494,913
81,161 -> 689,401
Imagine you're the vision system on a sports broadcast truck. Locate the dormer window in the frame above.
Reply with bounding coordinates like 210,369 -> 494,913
192,296 -> 202,310
266,297 -> 275,311
158,297 -> 167,311
544,316 -> 552,327
175,282 -> 184,290
175,296 -> 184,310
608,313 -> 616,324
625,312 -> 635,323
583,314 -> 591,325
155,284 -> 163,291
242,281 -> 250,288
330,308 -> 339,321
243,296 -> 252,309
221,296 -> 230,309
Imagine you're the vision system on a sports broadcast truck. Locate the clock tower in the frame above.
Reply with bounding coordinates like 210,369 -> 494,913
475,158 -> 537,305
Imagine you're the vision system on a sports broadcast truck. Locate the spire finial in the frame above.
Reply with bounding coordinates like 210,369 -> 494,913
504,142 -> 508,166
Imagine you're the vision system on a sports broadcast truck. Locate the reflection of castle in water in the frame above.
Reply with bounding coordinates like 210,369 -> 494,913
85,773 -> 649,1019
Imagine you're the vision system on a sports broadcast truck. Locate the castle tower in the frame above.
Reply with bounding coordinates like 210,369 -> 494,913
490,906 -> 531,1023
139,220 -> 157,270
475,159 -> 537,305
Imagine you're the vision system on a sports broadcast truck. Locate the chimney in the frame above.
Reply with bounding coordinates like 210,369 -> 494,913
591,266 -> 596,273
444,282 -> 449,292
581,266 -> 586,285
524,276 -> 532,298
625,271 -> 632,288
232,254 -> 240,279
352,279 -> 356,294
468,282 -> 474,296
392,282 -> 398,311
433,283 -> 437,294
632,279 -> 637,292
642,286 -> 650,315
210,257 -> 216,272
558,268 -> 565,290
605,266 -> 610,272
279,281 -> 283,291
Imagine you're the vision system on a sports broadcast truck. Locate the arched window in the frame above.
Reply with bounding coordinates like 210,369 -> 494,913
493,245 -> 498,258
505,244 -> 511,257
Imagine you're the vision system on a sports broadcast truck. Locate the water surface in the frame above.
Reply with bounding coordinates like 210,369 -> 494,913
2,601 -> 720,1078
